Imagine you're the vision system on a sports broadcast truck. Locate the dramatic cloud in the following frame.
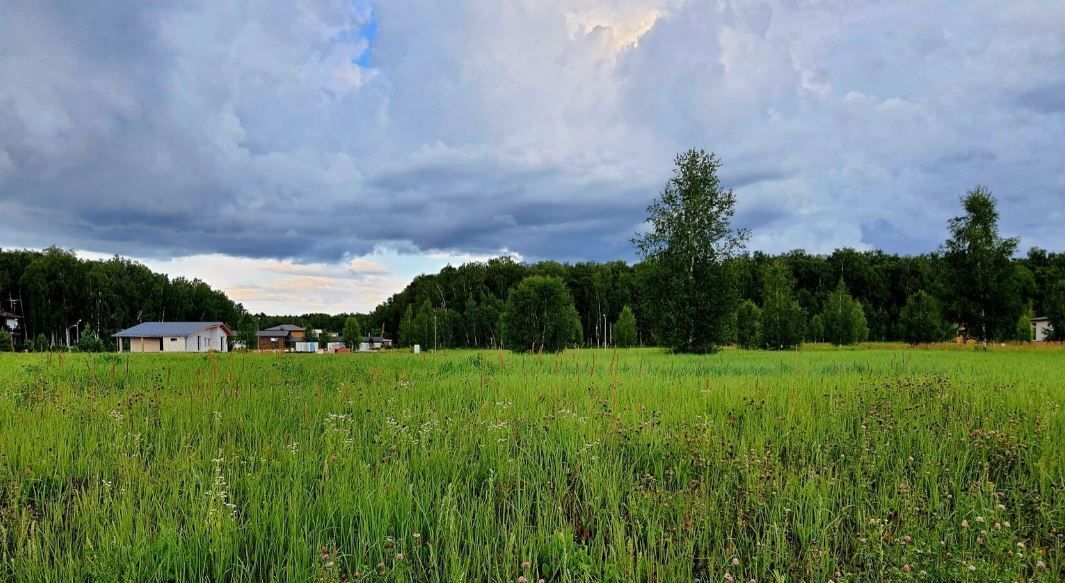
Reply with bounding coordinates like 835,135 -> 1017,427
2,0 -> 1063,311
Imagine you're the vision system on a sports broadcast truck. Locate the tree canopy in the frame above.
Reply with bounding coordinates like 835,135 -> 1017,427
501,276 -> 581,353
632,149 -> 747,353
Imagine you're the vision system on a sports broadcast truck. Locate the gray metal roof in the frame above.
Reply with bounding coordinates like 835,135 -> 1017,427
265,324 -> 303,331
256,330 -> 291,337
112,322 -> 231,338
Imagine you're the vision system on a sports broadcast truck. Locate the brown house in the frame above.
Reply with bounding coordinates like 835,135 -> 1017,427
256,324 -> 305,351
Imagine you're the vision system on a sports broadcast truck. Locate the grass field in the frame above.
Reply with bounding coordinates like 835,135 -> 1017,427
1,346 -> 1063,581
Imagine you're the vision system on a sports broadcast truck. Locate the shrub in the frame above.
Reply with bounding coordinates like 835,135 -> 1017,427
0,330 -> 13,352
76,324 -> 107,353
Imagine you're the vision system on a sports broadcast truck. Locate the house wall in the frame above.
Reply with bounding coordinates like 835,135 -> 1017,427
162,336 -> 186,352
259,336 -> 287,351
131,337 -> 161,353
185,326 -> 229,352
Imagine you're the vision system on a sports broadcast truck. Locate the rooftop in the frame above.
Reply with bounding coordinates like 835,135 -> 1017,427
113,322 -> 232,338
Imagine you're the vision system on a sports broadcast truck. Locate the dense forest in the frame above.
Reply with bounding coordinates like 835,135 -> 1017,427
357,248 -> 1065,349
3,245 -> 1063,351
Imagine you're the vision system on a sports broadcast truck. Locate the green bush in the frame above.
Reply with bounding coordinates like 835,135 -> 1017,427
0,330 -> 13,352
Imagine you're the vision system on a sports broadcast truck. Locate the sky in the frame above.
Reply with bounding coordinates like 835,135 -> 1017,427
1,0 -> 1063,314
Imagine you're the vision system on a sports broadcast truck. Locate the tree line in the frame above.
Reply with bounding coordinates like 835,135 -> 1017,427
360,151 -> 1065,351
3,150 -> 1063,353
0,248 -> 243,350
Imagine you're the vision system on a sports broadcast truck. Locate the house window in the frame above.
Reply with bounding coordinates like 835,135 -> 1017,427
170,338 -> 178,341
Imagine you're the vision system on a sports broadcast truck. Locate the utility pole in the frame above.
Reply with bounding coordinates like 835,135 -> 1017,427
434,314 -> 438,351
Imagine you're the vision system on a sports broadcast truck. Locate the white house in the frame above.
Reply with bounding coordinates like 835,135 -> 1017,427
1031,317 -> 1052,342
113,322 -> 233,353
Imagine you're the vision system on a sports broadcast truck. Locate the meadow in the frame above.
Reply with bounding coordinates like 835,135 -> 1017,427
1,346 -> 1063,582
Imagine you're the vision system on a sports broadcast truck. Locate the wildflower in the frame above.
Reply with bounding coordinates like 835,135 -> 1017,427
518,577 -> 528,583
724,573 -> 734,582
1003,521 -> 1010,528
902,535 -> 912,543
975,516 -> 985,523
902,564 -> 911,573
396,553 -> 403,561
413,533 -> 421,540
354,571 -> 361,580
994,522 -> 1001,529
377,562 -> 386,571
1016,541 -> 1025,549
325,561 -> 334,568
384,539 -> 394,549
522,561 -> 531,570
731,557 -> 740,566
1035,561 -> 1046,570
996,503 -> 1005,511
961,519 -> 969,529
967,564 -> 976,571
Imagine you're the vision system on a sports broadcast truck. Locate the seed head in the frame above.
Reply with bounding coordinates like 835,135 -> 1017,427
522,561 -> 531,570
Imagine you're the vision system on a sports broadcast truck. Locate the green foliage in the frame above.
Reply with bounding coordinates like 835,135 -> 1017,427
632,150 -> 748,353
237,317 -> 258,350
398,305 -> 414,347
1015,304 -> 1035,342
807,314 -> 825,343
76,324 -> 107,353
303,325 -> 317,344
35,333 -> 49,353
412,299 -> 435,349
734,299 -> 761,349
342,317 -> 362,348
759,261 -> 804,349
614,305 -> 637,348
1045,281 -> 1065,341
944,187 -> 1024,342
900,290 -> 948,344
501,276 -> 580,352
0,247 -> 243,345
0,330 -> 12,352
319,330 -> 332,346
822,279 -> 869,345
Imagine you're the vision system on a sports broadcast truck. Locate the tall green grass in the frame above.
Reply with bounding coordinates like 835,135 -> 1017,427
1,347 -> 1063,581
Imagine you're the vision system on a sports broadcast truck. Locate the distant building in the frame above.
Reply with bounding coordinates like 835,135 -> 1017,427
1031,317 -> 1052,342
113,322 -> 232,353
360,335 -> 393,351
255,324 -> 305,351
1,309 -> 22,345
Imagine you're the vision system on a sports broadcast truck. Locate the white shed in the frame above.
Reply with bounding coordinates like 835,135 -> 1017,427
113,322 -> 233,353
1031,317 -> 1052,342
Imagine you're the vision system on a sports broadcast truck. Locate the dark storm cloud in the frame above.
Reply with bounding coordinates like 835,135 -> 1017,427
1,0 -> 1063,266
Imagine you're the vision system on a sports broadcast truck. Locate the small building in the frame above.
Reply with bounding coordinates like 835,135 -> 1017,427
360,335 -> 393,351
1,309 -> 22,346
256,324 -> 305,351
1032,317 -> 1052,342
113,322 -> 233,353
